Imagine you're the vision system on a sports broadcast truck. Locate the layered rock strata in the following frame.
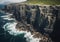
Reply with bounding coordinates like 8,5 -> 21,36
1,4 -> 60,42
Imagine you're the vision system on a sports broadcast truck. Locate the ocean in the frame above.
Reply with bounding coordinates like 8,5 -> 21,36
0,12 -> 27,42
0,10 -> 41,42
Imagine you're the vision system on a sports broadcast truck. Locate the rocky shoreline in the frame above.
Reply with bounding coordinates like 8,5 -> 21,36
16,22 -> 51,42
1,3 -> 60,42
0,9 -> 52,42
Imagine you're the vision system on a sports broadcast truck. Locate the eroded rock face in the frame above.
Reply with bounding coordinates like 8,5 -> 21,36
1,4 -> 60,42
3,4 -> 60,35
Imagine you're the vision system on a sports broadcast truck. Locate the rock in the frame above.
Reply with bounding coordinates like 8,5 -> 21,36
2,4 -> 60,42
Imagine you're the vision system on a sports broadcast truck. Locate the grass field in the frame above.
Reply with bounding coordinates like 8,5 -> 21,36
26,0 -> 60,5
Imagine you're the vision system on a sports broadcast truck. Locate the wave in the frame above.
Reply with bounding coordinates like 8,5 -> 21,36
3,22 -> 41,42
1,12 -> 41,42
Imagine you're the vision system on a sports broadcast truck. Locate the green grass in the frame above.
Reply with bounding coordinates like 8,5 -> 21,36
26,0 -> 60,5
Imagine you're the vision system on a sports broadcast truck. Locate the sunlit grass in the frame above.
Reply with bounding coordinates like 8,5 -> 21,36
26,0 -> 60,5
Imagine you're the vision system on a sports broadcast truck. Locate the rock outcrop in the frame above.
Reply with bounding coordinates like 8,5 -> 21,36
3,4 -> 60,34
1,4 -> 60,42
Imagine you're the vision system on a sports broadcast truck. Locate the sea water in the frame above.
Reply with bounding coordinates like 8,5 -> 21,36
0,11 -> 41,42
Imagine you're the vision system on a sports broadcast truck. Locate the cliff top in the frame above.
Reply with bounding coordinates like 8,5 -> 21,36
26,0 -> 60,5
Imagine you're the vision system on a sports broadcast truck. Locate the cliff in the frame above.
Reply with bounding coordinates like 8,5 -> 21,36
1,4 -> 60,42
3,4 -> 60,33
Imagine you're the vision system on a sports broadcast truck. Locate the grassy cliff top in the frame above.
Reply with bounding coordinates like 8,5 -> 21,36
26,0 -> 60,5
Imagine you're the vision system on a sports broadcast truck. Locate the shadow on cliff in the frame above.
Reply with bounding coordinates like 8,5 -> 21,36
50,8 -> 60,42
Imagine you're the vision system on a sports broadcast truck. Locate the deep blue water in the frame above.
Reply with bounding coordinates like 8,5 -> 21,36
0,12 -> 26,42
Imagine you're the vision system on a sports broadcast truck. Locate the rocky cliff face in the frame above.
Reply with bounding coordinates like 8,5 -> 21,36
2,4 -> 60,35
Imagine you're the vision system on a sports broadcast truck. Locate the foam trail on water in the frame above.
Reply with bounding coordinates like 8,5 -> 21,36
1,14 -> 15,20
2,13 -> 41,42
3,22 -> 41,42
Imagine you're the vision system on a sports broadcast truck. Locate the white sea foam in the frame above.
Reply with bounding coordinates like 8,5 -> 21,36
1,14 -> 15,20
2,13 -> 41,42
3,22 -> 41,42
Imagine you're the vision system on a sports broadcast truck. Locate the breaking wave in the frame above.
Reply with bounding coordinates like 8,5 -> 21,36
1,12 -> 41,42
